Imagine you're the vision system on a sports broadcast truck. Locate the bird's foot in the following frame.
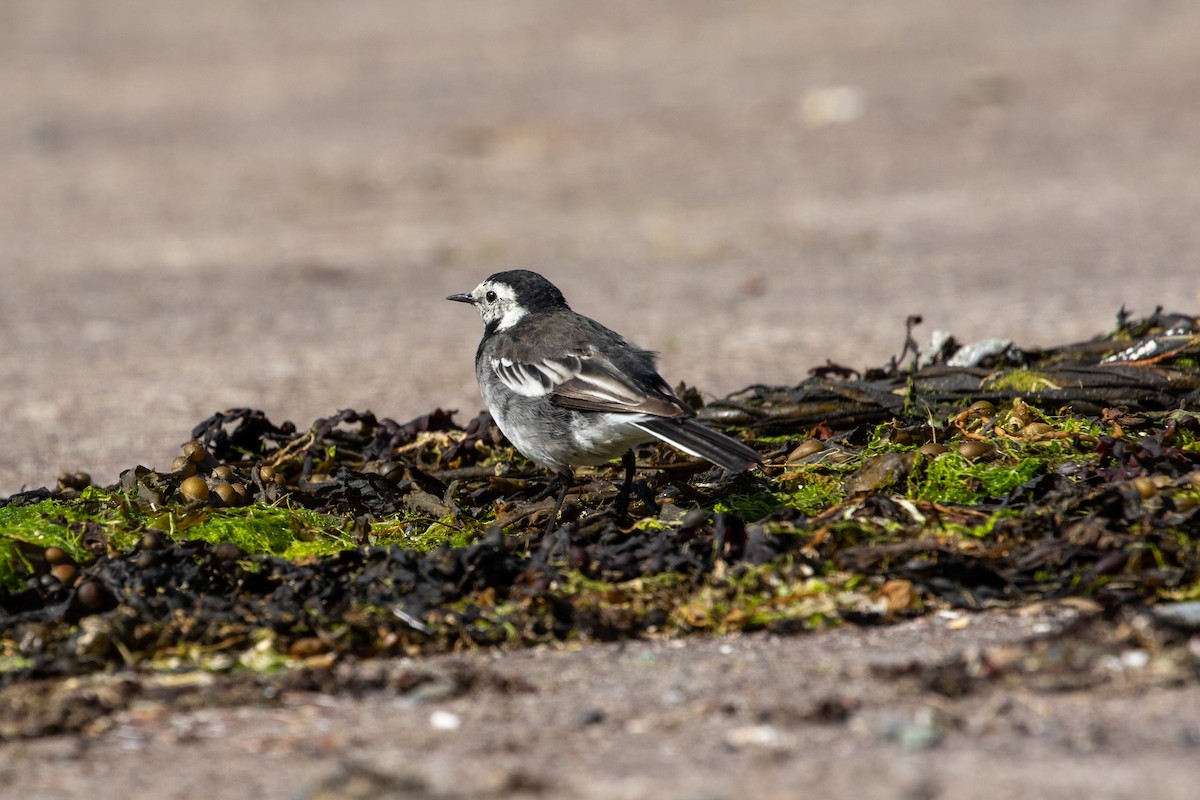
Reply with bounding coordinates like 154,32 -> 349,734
613,481 -> 659,521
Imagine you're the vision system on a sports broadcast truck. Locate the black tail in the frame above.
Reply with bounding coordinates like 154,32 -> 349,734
632,418 -> 761,473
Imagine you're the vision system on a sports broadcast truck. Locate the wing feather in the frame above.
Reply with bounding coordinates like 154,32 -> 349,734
491,355 -> 582,397
490,351 -> 688,418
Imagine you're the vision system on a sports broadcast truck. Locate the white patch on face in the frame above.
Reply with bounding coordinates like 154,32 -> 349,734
470,280 -> 526,330
495,305 -> 527,331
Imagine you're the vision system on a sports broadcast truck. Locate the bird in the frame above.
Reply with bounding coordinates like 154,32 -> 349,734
447,269 -> 761,531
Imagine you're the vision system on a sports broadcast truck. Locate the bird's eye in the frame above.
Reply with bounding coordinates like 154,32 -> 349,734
485,290 -> 498,303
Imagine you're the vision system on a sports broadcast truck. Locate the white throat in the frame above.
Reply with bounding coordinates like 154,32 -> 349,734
495,305 -> 528,331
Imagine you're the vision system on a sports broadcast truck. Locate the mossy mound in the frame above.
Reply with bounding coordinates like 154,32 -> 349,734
2,309 -> 1199,721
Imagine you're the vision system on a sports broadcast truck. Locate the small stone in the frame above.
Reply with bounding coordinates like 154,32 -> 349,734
429,710 -> 462,731
578,708 -> 606,726
678,507 -> 712,530
845,452 -> 915,493
725,724 -> 785,749
1149,601 -> 1200,632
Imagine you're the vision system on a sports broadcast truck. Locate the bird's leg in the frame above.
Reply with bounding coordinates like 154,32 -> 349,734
545,471 -> 573,535
614,449 -> 637,520
529,477 -> 561,502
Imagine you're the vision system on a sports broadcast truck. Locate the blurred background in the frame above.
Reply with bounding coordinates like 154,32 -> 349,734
2,0 -> 1199,494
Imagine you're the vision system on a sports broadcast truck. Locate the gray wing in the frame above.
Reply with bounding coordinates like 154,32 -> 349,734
489,351 -> 689,419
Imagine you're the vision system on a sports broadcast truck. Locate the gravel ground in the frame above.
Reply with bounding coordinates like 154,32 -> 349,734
3,1 -> 1200,796
6,606 -> 1199,800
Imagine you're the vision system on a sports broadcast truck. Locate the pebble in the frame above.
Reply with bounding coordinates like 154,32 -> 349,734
429,710 -> 462,731
1149,601 -> 1200,631
725,724 -> 785,749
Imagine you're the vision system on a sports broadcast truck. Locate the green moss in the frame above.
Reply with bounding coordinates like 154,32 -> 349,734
370,514 -> 483,551
0,501 -> 76,546
0,655 -> 36,673
713,492 -> 779,519
556,561 -> 879,636
770,471 -> 847,516
938,508 -> 1021,539
1050,415 -> 1105,438
0,481 -> 512,593
751,433 -> 805,445
715,562 -> 867,630
980,371 -> 1060,393
153,506 -> 354,558
712,468 -> 847,519
1162,577 -> 1200,601
909,448 -> 1044,505
0,495 -> 361,590
0,497 -> 120,590
1161,412 -> 1200,451
9,374 -> 1200,688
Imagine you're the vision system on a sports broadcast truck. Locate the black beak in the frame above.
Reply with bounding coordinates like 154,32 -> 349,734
446,292 -> 475,304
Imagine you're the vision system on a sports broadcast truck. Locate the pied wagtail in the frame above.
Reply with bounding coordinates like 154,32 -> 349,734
448,269 -> 761,530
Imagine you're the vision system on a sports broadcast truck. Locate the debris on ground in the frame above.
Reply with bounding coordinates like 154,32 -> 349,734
2,308 -> 1198,738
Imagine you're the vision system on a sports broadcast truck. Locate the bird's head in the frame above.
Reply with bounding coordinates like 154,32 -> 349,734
447,270 -> 569,332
